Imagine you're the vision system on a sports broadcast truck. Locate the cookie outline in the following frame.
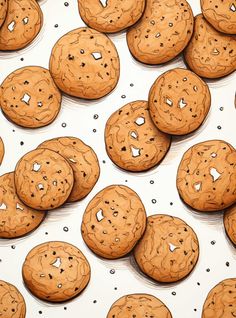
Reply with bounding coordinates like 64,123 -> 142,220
0,137 -> 4,165
224,204 -> 236,246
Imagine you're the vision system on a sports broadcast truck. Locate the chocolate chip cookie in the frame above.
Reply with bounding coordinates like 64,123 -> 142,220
134,214 -> 199,283
177,140 -> 236,212
0,137 -> 4,165
0,0 -> 7,28
81,185 -> 147,259
224,204 -> 236,246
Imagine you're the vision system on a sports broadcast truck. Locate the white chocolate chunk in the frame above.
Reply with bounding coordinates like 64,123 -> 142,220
57,284 -> 62,288
135,117 -> 145,126
52,180 -> 57,186
8,21 -> 15,32
0,203 -> 7,210
183,77 -> 187,82
194,182 -> 202,192
96,209 -> 104,222
211,153 -> 217,158
16,203 -> 24,211
193,85 -> 198,92
210,167 -> 221,182
169,243 -> 178,252
99,0 -> 108,7
37,102 -> 43,107
21,93 -> 31,105
155,32 -> 161,38
131,146 -> 141,157
230,3 -> 236,12
40,274 -> 45,277
33,163 -> 41,172
22,17 -> 29,25
130,131 -> 138,139
212,48 -> 220,55
69,158 -> 77,163
91,52 -> 102,60
38,183 -> 44,190
51,257 -> 61,268
165,98 -> 173,106
179,98 -> 187,109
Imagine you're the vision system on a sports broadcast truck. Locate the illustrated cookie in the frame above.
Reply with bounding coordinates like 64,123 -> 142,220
149,68 -> 211,135
134,214 -> 199,283
0,0 -> 43,51
14,148 -> 74,210
177,140 -> 236,212
107,294 -> 172,318
184,14 -> 236,79
0,137 -> 4,165
105,101 -> 171,172
0,66 -> 61,128
0,0 -> 7,28
22,241 -> 90,302
38,137 -> 100,202
202,278 -> 236,318
201,0 -> 236,34
126,0 -> 194,65
81,185 -> 147,259
224,204 -> 236,246
49,27 -> 120,99
0,280 -> 26,318
78,0 -> 145,33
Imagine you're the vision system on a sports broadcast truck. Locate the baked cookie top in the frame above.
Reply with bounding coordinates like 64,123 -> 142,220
177,140 -> 236,212
105,100 -> 171,172
224,204 -> 236,246
0,0 -> 7,28
81,185 -> 147,259
134,214 -> 199,283
0,137 -> 4,165
22,241 -> 91,302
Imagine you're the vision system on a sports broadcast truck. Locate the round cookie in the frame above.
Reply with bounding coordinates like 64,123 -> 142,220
0,0 -> 7,28
49,27 -> 120,99
134,214 -> 199,283
22,241 -> 90,302
81,185 -> 147,259
0,280 -> 26,318
0,66 -> 61,128
105,101 -> 171,172
184,14 -> 236,79
0,172 -> 45,238
149,68 -> 211,135
201,0 -> 236,34
0,0 -> 43,51
177,140 -> 236,212
78,0 -> 145,33
202,278 -> 236,318
14,148 -> 74,210
0,137 -> 4,165
224,204 -> 236,246
38,137 -> 100,202
126,0 -> 194,65
107,294 -> 172,318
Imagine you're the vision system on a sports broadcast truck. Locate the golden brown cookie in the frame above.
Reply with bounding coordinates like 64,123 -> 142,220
81,185 -> 147,259
78,0 -> 145,33
126,0 -> 194,65
22,241 -> 90,302
202,278 -> 236,318
0,280 -> 26,318
184,14 -> 236,79
0,0 -> 7,28
0,66 -> 61,128
38,137 -> 100,202
105,101 -> 171,172
14,149 -> 74,210
149,68 -> 211,135
49,27 -> 120,99
0,137 -> 4,165
177,140 -> 236,212
224,204 -> 236,246
134,214 -> 199,283
201,0 -> 236,34
107,294 -> 172,318
0,0 -> 43,51
0,172 -> 45,238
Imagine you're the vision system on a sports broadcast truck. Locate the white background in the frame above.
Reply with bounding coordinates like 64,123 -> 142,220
0,0 -> 235,317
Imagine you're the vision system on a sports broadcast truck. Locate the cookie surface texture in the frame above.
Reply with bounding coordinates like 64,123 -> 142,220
105,100 -> 171,172
126,0 -> 194,64
22,241 -> 90,302
184,14 -> 236,79
0,0 -> 7,28
81,185 -> 147,259
149,68 -> 211,135
38,136 -> 100,202
177,140 -> 236,212
0,137 -> 4,165
107,294 -> 172,318
49,27 -> 120,99
15,148 -> 74,210
0,66 -> 61,128
134,214 -> 199,283
224,204 -> 236,245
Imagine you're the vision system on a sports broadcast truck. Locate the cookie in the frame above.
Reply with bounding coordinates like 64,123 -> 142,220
105,101 -> 171,172
107,294 -> 172,318
49,27 -> 120,99
78,0 -> 145,33
0,66 -> 61,128
134,214 -> 199,283
149,68 -> 211,136
201,0 -> 236,34
38,137 -> 100,202
22,241 -> 90,302
177,140 -> 236,212
15,148 -> 74,210
0,0 -> 7,28
184,14 -> 236,79
0,0 -> 43,51
81,185 -> 147,259
202,278 -> 236,318
224,204 -> 236,246
0,137 -> 4,165
126,0 -> 194,65
0,280 -> 26,318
